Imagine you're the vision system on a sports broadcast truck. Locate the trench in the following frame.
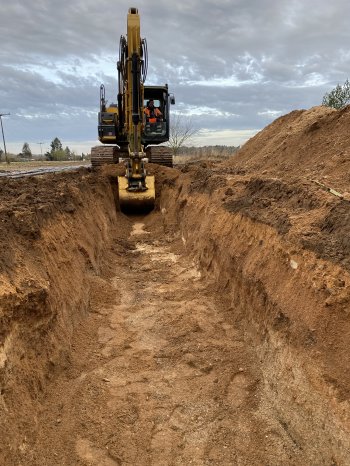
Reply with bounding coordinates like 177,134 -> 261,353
1,167 -> 350,465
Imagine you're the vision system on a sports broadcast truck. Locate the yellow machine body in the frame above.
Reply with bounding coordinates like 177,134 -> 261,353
118,8 -> 154,212
92,7 -> 175,209
124,10 -> 143,154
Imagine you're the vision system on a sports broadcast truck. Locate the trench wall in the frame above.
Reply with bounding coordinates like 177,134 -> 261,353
0,171 -> 119,461
159,178 -> 350,465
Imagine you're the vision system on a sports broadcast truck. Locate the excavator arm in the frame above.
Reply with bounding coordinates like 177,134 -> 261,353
117,8 -> 155,211
91,7 -> 175,211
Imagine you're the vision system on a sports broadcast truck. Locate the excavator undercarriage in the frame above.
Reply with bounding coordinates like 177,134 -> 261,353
90,146 -> 119,168
146,146 -> 173,168
91,145 -> 173,169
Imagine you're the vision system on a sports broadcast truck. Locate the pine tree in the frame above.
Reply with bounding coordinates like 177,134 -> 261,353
21,142 -> 32,158
45,137 -> 65,160
64,146 -> 71,160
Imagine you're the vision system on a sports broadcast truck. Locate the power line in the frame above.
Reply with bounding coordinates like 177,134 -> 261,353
0,113 -> 10,164
37,142 -> 44,158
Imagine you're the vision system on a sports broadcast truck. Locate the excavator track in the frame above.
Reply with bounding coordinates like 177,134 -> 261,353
146,146 -> 173,168
91,146 -> 119,168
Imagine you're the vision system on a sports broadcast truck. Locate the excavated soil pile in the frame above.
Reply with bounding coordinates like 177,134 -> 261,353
1,105 -> 350,465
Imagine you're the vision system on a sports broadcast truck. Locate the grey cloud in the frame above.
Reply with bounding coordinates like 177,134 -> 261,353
1,0 -> 350,147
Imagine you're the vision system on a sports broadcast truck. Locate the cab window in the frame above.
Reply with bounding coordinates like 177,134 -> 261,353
144,99 -> 161,107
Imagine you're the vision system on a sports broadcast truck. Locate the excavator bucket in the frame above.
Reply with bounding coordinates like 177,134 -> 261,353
118,175 -> 155,213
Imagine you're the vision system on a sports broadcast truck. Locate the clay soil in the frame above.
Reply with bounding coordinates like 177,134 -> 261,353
1,106 -> 350,465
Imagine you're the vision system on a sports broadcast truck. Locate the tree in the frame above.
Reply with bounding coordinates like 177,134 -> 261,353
0,148 -> 3,162
166,114 -> 199,156
322,79 -> 350,109
64,146 -> 71,159
45,137 -> 69,161
21,142 -> 32,159
50,137 -> 63,153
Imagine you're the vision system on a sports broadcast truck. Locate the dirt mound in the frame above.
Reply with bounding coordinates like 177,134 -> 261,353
226,105 -> 350,190
191,106 -> 350,273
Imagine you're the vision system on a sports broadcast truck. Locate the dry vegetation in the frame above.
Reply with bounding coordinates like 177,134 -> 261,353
0,160 -> 89,171
174,145 -> 239,164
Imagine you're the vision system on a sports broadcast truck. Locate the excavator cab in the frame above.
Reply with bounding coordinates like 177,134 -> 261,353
142,85 -> 175,146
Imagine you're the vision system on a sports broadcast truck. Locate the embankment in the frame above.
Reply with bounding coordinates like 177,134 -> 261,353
0,169 -> 121,461
159,163 -> 350,464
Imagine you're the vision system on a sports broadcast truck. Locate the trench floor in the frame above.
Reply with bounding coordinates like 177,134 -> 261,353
27,214 -> 303,466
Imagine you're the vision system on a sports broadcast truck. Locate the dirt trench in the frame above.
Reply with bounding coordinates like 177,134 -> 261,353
1,162 -> 350,465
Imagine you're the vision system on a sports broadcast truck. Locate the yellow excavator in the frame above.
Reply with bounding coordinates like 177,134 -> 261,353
91,7 -> 175,211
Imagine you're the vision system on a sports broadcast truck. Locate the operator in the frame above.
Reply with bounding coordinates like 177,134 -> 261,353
144,99 -> 163,123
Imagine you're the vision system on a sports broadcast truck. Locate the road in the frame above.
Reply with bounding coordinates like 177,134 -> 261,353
0,164 -> 87,178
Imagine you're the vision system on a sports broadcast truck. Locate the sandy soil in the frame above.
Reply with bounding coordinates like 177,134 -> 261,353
23,215 -> 303,465
1,106 -> 350,465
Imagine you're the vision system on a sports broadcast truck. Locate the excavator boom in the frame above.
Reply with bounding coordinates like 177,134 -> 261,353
117,8 -> 155,211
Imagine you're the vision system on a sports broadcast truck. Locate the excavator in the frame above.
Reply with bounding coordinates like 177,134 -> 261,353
91,7 -> 175,211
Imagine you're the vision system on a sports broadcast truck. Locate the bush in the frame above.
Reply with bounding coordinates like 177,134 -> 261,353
322,79 -> 350,109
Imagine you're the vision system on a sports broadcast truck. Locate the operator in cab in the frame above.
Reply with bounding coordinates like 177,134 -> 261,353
144,99 -> 163,123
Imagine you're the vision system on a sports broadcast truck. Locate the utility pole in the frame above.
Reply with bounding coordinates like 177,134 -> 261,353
0,113 -> 10,164
37,142 -> 44,159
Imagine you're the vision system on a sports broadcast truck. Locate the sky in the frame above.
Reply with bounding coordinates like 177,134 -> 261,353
1,0 -> 350,155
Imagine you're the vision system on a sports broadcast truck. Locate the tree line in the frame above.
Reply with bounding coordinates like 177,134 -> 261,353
16,138 -> 79,160
178,145 -> 239,157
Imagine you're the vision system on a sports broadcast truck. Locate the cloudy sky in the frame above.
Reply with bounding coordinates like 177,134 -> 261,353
1,0 -> 349,154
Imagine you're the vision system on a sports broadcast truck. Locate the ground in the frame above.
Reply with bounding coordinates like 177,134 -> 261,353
1,106 -> 350,465
25,216 -> 302,465
0,160 -> 89,171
